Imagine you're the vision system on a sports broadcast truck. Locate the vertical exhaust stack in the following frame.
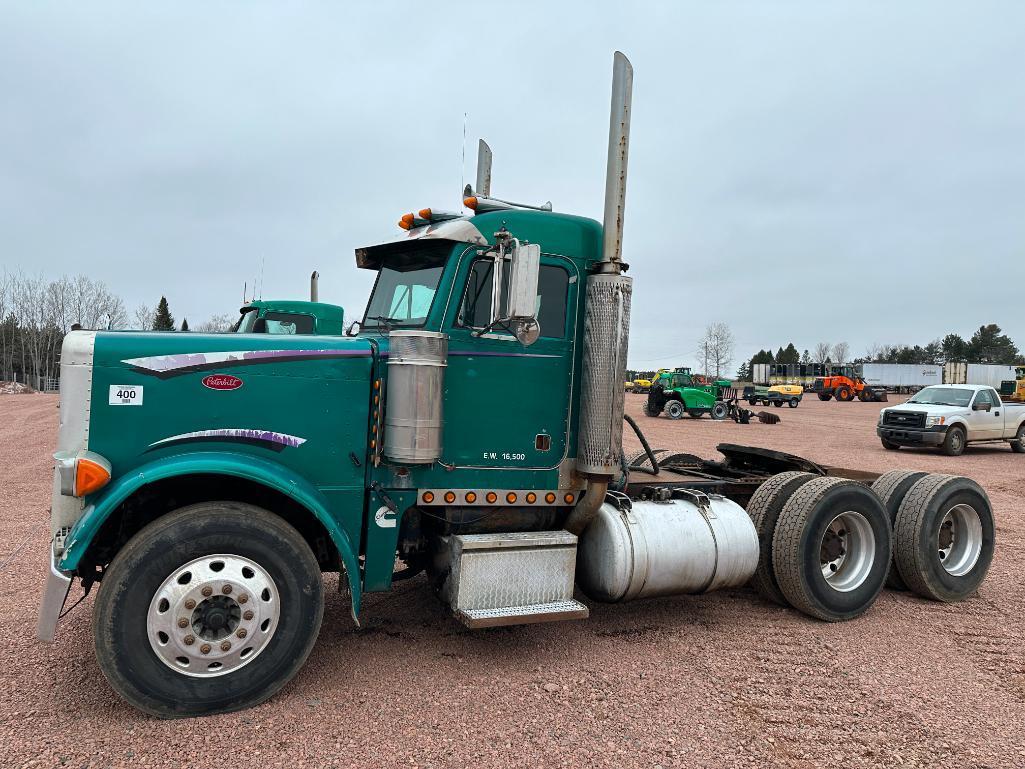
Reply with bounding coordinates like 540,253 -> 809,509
310,271 -> 320,302
475,140 -> 493,198
570,52 -> 634,533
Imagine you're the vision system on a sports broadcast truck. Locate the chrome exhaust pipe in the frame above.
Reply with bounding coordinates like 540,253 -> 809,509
310,271 -> 319,302
600,51 -> 633,272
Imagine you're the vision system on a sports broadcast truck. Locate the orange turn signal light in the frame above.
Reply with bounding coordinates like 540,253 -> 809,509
463,196 -> 478,210
418,208 -> 432,220
398,212 -> 415,230
75,457 -> 111,497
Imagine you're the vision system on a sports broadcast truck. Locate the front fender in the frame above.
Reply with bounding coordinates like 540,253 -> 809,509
59,451 -> 362,616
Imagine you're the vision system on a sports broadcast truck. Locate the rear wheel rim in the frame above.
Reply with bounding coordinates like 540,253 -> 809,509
147,554 -> 280,678
938,504 -> 983,576
819,511 -> 875,592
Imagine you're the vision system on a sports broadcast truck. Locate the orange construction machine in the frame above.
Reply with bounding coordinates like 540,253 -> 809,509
810,366 -> 888,402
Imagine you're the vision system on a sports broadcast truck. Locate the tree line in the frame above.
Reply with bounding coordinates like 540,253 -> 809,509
737,323 -> 1022,380
0,271 -> 233,389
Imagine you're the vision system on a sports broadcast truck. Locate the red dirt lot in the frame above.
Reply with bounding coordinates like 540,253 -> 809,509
1,393 -> 1023,768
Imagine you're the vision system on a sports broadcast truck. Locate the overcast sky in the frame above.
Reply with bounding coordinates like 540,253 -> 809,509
2,2 -> 1022,371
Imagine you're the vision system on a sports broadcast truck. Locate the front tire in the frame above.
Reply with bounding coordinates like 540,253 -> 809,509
941,426 -> 966,456
835,386 -> 853,402
93,502 -> 325,718
772,478 -> 891,621
710,402 -> 729,421
788,398 -> 799,408
665,400 -> 685,420
817,392 -> 832,401
880,437 -> 900,451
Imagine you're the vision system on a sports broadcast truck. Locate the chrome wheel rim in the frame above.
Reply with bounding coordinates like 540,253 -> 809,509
938,504 -> 983,576
951,431 -> 964,452
147,554 -> 280,678
819,511 -> 875,592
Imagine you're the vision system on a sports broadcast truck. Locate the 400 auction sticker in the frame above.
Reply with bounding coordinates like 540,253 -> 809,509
109,385 -> 143,405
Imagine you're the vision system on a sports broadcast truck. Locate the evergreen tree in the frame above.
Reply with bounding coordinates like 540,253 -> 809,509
967,324 -> 1019,363
801,349 -> 811,364
180,318 -> 190,332
775,346 -> 785,362
779,343 -> 800,364
940,333 -> 969,363
152,297 -> 176,331
735,361 -> 751,381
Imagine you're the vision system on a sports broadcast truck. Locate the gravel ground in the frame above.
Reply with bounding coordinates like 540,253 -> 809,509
1,393 -> 1023,768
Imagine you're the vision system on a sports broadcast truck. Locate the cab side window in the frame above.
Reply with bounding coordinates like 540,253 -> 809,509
974,389 -> 997,408
459,259 -> 570,338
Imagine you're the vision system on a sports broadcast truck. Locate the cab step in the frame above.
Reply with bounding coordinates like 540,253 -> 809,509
457,599 -> 589,629
438,530 -> 589,629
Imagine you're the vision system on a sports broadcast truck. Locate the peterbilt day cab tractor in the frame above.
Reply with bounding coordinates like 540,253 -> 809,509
232,272 -> 345,335
37,53 -> 995,718
812,366 -> 888,402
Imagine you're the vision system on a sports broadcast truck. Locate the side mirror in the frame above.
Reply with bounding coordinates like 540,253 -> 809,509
504,242 -> 541,345
973,400 -> 991,411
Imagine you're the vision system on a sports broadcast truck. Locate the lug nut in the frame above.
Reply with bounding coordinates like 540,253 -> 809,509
184,599 -> 196,610
238,594 -> 248,604
201,586 -> 213,597
183,635 -> 195,646
243,610 -> 254,621
200,643 -> 212,654
221,584 -> 232,594
177,618 -> 189,628
220,641 -> 231,652
236,628 -> 247,639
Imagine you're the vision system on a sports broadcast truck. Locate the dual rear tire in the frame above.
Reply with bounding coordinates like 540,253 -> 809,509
748,471 -> 995,621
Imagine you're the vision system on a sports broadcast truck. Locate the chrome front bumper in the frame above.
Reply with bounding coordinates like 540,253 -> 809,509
36,543 -> 72,642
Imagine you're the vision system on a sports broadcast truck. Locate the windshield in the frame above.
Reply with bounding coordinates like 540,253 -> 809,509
235,308 -> 257,333
908,386 -> 974,407
362,246 -> 449,329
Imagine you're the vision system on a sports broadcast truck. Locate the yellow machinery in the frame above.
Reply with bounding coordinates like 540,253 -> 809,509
1000,366 -> 1025,402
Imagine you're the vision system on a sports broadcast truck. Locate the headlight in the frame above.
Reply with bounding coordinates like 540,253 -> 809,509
925,415 -> 946,427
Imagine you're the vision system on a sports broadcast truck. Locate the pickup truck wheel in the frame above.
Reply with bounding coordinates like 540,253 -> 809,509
710,402 -> 729,421
893,475 -> 994,601
941,426 -> 966,456
1011,424 -> 1025,453
788,398 -> 799,408
93,502 -> 324,718
871,470 -> 928,590
772,478 -> 891,621
880,437 -> 900,451
746,471 -> 819,606
664,400 -> 685,419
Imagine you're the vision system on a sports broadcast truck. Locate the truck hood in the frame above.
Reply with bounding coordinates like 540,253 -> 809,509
886,403 -> 969,418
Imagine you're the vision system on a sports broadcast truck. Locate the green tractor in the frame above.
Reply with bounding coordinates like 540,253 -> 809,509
644,368 -> 735,420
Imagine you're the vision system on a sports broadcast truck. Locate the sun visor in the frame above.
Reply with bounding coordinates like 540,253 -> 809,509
355,218 -> 489,270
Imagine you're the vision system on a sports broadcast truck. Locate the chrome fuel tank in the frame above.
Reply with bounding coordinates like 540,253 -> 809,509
576,493 -> 759,602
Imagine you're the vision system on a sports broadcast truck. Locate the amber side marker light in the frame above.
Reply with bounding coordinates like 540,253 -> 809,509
545,492 -> 557,504
463,196 -> 478,210
418,208 -> 432,220
444,491 -> 456,504
422,491 -> 435,504
485,492 -> 498,504
465,492 -> 477,503
506,492 -> 518,504
57,451 -> 112,498
398,213 -> 415,230
564,493 -> 576,504
525,492 -> 537,504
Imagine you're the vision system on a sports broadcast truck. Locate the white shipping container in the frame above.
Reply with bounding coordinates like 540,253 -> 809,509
944,362 -> 967,385
753,363 -> 770,385
861,364 -> 942,388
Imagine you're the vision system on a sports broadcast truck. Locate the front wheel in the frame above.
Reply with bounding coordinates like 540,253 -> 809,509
710,402 -> 729,421
93,502 -> 325,718
835,387 -> 853,402
941,426 -> 966,456
788,398 -> 799,408
880,437 -> 900,451
817,392 -> 832,401
664,400 -> 685,420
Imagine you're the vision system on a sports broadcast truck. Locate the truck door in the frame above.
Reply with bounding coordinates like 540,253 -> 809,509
969,389 -> 1003,440
442,248 -> 578,471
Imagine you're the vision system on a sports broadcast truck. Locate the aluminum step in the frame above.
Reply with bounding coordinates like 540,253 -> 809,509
456,599 -> 590,629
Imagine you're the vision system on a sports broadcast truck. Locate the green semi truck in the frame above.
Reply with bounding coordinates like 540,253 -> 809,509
37,53 -> 994,718
233,273 -> 345,335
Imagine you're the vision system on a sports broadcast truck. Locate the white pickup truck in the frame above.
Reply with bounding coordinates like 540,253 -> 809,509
878,384 -> 1025,456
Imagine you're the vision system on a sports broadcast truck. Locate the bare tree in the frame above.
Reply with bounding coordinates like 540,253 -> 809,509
133,303 -> 154,331
832,341 -> 850,364
863,343 -> 882,362
195,313 -> 236,333
697,322 -> 734,379
813,342 -> 832,364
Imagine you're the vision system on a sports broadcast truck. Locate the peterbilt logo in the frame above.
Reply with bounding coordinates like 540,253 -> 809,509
202,374 -> 244,391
